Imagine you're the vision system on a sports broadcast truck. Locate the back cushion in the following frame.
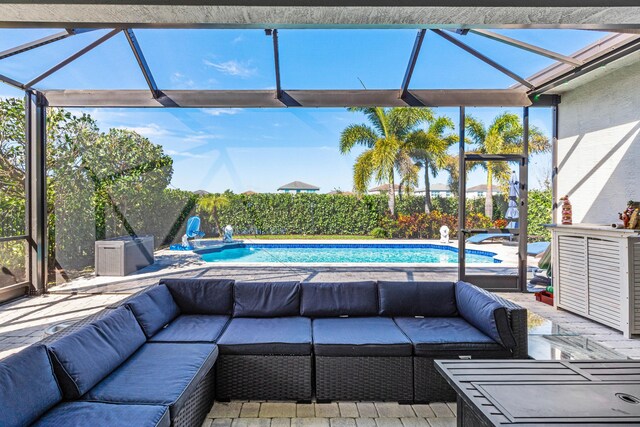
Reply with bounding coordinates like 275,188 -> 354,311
455,281 -> 516,349
127,284 -> 180,337
300,281 -> 378,317
234,281 -> 300,317
0,345 -> 62,427
378,281 -> 457,317
47,306 -> 146,399
161,278 -> 234,315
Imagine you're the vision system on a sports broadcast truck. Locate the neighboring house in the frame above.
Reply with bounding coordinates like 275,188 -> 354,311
277,181 -> 320,194
328,190 -> 354,195
193,190 -> 211,196
466,184 -> 501,199
242,190 -> 258,195
415,183 -> 452,198
368,184 -> 406,195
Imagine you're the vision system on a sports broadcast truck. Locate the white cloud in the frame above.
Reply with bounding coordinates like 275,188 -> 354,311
203,59 -> 256,78
115,123 -> 169,138
170,72 -> 195,89
232,35 -> 245,44
165,149 -> 209,159
202,108 -> 243,117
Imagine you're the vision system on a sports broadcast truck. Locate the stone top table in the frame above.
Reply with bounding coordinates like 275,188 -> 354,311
435,359 -> 640,426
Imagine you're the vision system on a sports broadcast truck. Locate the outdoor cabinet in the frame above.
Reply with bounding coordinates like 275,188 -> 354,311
551,225 -> 640,337
95,235 -> 155,276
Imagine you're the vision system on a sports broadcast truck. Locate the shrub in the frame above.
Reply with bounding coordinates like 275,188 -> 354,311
370,227 -> 389,238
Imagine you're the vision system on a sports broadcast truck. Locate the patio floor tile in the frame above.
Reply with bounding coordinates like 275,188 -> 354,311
338,403 -> 359,418
374,403 -> 415,418
410,405 -> 435,418
240,403 -> 262,418
355,403 -> 378,418
296,404 -> 316,418
374,418 -> 403,427
315,403 -> 340,418
291,418 -> 330,427
426,419 -> 456,427
260,403 -> 297,418
400,418 -> 430,427
210,402 -> 243,418
330,418 -> 357,427
272,418 -> 292,427
354,418 -> 376,427
427,404 -> 453,418
232,419 -> 272,427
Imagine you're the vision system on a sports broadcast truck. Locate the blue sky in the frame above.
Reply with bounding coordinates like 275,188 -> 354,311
0,28 -> 609,193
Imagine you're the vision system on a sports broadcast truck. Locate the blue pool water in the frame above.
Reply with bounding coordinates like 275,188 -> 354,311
198,243 -> 499,264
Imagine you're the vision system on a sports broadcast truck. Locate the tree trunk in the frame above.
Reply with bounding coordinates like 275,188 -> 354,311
388,174 -> 396,217
485,167 -> 494,219
424,164 -> 432,214
213,207 -> 222,236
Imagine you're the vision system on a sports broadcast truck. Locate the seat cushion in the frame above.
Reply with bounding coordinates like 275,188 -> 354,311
47,306 -> 146,399
82,343 -> 218,420
148,315 -> 229,343
127,285 -> 181,338
161,278 -> 234,315
300,281 -> 378,317
0,345 -> 62,427
455,281 -> 516,349
312,317 -> 412,356
394,317 -> 508,356
378,281 -> 457,317
233,281 -> 300,317
33,402 -> 170,427
217,317 -> 312,355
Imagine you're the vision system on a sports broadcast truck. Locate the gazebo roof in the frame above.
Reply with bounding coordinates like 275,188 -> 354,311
278,181 -> 320,191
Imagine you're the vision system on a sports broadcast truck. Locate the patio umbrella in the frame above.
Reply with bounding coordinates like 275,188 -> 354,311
505,170 -> 519,229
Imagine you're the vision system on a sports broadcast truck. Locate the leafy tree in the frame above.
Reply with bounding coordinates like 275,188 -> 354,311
198,193 -> 230,236
339,107 -> 434,216
406,115 -> 456,213
465,112 -> 549,218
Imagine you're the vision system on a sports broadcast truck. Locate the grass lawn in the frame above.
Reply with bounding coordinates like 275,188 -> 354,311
235,234 -> 375,240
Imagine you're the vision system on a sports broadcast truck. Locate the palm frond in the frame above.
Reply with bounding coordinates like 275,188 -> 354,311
353,149 -> 375,193
339,124 -> 378,154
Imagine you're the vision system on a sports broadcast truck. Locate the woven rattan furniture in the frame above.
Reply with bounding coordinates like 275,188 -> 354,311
0,278 -> 528,427
435,359 -> 640,426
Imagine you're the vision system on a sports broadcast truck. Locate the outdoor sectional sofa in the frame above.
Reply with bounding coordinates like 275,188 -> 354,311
0,278 -> 527,427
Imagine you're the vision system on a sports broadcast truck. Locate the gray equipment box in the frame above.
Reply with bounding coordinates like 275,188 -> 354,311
95,235 -> 155,276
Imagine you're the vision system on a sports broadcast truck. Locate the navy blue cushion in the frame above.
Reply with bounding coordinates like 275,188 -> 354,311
312,317 -> 412,356
161,278 -> 234,315
455,281 -> 516,349
217,317 -> 312,355
378,281 -> 457,317
0,345 -> 62,427
300,281 -> 378,317
148,315 -> 229,343
47,306 -> 146,399
82,343 -> 218,421
394,317 -> 509,356
233,281 -> 300,317
33,402 -> 170,427
127,285 -> 181,337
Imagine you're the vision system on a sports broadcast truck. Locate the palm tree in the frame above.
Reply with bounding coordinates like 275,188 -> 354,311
339,107 -> 434,216
198,193 -> 230,236
465,112 -> 549,219
406,116 -> 456,213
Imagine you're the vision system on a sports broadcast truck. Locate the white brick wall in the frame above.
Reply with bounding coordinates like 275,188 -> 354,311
558,59 -> 640,224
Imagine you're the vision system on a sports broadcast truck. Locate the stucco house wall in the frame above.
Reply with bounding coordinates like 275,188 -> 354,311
557,57 -> 640,224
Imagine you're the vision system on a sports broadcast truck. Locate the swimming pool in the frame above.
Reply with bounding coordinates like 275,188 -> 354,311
197,243 -> 500,264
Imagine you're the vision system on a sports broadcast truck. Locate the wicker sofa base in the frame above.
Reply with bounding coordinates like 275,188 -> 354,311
215,355 -> 312,401
414,354 -> 511,403
315,356 -> 413,402
172,365 -> 216,427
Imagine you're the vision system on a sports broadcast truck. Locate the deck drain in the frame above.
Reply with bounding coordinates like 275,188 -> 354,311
616,393 -> 640,404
